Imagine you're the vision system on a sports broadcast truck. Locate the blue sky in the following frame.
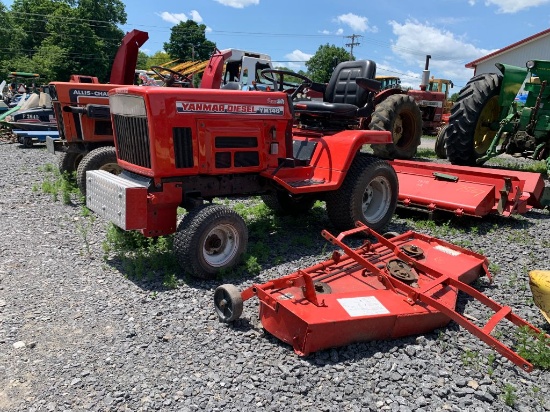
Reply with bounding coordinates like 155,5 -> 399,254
3,0 -> 550,90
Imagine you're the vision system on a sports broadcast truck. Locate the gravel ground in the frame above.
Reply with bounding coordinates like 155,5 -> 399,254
1,140 -> 549,412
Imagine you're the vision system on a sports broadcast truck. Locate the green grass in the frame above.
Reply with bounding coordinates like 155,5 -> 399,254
38,163 -> 81,204
515,326 -> 550,369
102,224 -> 180,289
502,383 -> 517,407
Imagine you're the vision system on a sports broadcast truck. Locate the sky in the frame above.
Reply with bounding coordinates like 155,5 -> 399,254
3,0 -> 550,90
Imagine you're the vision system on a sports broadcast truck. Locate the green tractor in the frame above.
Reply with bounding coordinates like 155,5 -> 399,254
441,59 -> 550,175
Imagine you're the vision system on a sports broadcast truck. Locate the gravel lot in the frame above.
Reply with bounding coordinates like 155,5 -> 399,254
1,140 -> 549,412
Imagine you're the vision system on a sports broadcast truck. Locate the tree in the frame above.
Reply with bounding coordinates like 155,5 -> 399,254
3,0 -> 127,82
163,20 -> 215,62
306,44 -> 352,83
145,51 -> 171,69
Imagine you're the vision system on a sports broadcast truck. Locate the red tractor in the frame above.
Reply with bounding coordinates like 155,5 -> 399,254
87,60 -> 409,278
407,55 -> 454,137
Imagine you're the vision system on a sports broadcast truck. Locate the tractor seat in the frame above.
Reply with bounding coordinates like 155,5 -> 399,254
294,60 -> 380,119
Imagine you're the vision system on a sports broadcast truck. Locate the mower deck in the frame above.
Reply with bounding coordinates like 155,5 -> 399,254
215,224 -> 547,371
391,159 -> 549,216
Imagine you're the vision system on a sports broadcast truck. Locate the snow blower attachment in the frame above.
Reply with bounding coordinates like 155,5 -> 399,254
215,223 -> 549,371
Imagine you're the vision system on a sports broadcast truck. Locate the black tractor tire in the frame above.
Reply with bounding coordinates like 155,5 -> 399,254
445,73 -> 502,165
369,94 -> 423,159
261,191 -> 315,215
325,154 -> 398,232
174,204 -> 248,279
58,151 -> 84,174
434,124 -> 448,159
76,146 -> 121,195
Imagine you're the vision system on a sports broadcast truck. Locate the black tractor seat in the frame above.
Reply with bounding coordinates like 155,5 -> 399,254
294,60 -> 380,126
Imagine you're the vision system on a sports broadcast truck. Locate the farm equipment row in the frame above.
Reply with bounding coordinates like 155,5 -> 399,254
34,30 -> 550,369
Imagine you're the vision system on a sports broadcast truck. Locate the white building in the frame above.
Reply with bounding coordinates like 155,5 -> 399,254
466,28 -> 550,75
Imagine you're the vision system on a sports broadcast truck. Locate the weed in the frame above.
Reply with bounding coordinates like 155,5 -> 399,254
515,326 -> 550,369
244,255 -> 262,275
461,349 -> 480,368
487,353 -> 496,376
102,223 -> 179,285
39,165 -> 79,204
502,383 -> 517,407
488,262 -> 501,275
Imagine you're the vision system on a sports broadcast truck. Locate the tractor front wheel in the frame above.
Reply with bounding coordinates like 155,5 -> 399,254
261,191 -> 315,215
369,94 -> 422,159
58,151 -> 84,174
174,205 -> 248,279
325,154 -> 398,232
445,73 -> 502,165
435,124 -> 448,159
76,146 -> 121,195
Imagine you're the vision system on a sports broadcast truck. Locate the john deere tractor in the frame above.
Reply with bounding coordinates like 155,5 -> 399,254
442,59 -> 550,175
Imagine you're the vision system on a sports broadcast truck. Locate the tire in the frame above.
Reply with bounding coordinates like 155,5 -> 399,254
174,204 -> 248,279
434,124 -> 448,159
58,151 -> 84,174
369,94 -> 423,159
325,154 -> 398,232
76,146 -> 121,195
446,73 -> 502,165
214,284 -> 243,322
261,191 -> 315,215
22,137 -> 33,148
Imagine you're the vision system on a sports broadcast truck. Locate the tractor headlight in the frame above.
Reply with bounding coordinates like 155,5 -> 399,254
109,94 -> 146,117
526,60 -> 536,69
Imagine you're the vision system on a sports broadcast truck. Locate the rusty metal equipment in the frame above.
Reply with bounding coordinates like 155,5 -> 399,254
215,223 -> 548,371
391,159 -> 549,217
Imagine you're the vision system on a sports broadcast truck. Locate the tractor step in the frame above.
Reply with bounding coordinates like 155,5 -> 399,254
391,160 -> 548,216
216,224 -> 549,371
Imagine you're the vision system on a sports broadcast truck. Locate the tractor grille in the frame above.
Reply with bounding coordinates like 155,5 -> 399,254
53,102 -> 65,139
113,114 -> 151,168
173,127 -> 194,168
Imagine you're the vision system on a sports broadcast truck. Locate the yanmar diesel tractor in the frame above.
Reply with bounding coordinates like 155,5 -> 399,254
86,60 -> 403,279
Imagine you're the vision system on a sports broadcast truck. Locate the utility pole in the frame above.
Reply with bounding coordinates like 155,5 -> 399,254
345,34 -> 362,59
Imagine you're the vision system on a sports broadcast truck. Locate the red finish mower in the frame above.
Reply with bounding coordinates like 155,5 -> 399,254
215,223 -> 548,371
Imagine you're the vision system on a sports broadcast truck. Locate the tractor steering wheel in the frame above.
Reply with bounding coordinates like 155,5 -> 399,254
260,69 -> 313,99
150,65 -> 193,87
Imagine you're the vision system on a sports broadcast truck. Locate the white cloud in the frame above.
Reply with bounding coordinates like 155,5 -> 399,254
388,19 -> 494,86
189,10 -> 203,23
157,10 -> 206,25
281,49 -> 313,71
214,0 -> 259,8
336,28 -> 344,35
485,0 -> 550,13
157,12 -> 187,24
335,13 -> 377,33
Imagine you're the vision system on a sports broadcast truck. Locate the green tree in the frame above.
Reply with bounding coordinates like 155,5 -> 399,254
305,44 -> 352,83
3,0 -> 127,82
163,20 -> 215,62
145,51 -> 172,68
136,51 -> 149,70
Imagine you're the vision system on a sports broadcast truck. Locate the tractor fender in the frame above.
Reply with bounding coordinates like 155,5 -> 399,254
269,129 -> 392,194
494,63 -> 528,108
373,88 -> 406,106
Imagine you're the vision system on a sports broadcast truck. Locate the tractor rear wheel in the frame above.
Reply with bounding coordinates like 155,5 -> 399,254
22,137 -> 33,148
261,191 -> 315,215
434,124 -> 448,159
325,154 -> 398,232
445,73 -> 502,165
369,94 -> 422,159
174,204 -> 248,279
76,146 -> 121,195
